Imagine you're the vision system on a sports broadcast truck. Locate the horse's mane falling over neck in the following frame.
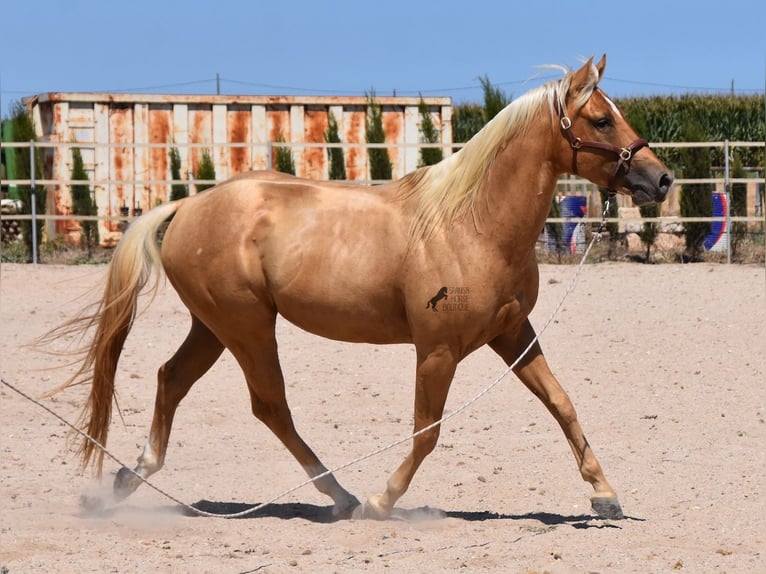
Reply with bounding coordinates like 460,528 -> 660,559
398,65 -> 593,245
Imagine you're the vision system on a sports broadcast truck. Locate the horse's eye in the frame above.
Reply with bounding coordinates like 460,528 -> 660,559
594,117 -> 613,130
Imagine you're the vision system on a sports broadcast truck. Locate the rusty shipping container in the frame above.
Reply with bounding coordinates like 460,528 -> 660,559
24,92 -> 452,244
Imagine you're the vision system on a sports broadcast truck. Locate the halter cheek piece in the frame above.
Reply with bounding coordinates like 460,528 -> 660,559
555,98 -> 648,194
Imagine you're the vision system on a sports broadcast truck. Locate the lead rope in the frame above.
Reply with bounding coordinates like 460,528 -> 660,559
1,205 -> 611,519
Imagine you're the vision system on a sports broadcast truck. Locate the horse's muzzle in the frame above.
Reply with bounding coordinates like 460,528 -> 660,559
625,170 -> 674,206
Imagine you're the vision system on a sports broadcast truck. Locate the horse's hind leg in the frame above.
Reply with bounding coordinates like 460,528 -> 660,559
114,315 -> 224,500
490,320 -> 623,519
232,331 -> 360,519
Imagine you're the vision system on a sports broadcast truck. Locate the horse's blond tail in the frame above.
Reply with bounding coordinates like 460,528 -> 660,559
41,200 -> 182,476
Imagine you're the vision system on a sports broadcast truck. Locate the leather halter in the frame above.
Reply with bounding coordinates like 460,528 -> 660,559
555,97 -> 648,193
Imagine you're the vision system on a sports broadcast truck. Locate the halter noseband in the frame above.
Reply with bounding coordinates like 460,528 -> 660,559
555,97 -> 648,193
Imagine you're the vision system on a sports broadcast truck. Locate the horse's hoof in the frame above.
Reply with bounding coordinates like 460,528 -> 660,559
113,466 -> 141,501
351,500 -> 390,521
591,496 -> 624,520
332,496 -> 362,521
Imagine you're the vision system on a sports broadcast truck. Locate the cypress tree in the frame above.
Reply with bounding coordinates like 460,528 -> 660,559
195,149 -> 216,192
417,96 -> 443,167
365,90 -> 392,182
479,75 -> 511,122
679,121 -> 713,260
325,112 -> 346,180
274,134 -> 296,175
452,77 -> 510,150
637,202 -> 660,262
452,103 -> 484,146
70,147 -> 99,259
621,107 -> 661,261
9,102 -> 45,259
169,147 -> 188,201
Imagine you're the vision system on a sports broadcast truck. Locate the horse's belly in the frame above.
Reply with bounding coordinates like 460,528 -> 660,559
264,226 -> 410,343
276,297 -> 412,344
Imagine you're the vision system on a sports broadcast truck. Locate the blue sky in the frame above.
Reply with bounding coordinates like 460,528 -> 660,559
1,0 -> 764,118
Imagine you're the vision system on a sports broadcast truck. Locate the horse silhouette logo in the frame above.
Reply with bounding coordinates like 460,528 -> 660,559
426,287 -> 448,312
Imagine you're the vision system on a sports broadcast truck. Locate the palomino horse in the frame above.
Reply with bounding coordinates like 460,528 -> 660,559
48,56 -> 672,520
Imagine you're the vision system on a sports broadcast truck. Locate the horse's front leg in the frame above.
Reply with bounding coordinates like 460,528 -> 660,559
490,320 -> 624,519
357,345 -> 457,520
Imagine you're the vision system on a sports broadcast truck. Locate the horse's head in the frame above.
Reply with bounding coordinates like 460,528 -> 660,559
555,55 -> 673,205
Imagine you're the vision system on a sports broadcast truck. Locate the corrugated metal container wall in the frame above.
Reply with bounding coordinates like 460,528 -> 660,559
26,93 -> 452,244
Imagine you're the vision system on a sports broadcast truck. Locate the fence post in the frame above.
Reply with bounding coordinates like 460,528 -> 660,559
266,141 -> 273,171
724,140 -> 731,264
30,140 -> 38,265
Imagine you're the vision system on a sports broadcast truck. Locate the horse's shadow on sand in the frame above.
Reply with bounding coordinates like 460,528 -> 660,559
172,500 -> 634,529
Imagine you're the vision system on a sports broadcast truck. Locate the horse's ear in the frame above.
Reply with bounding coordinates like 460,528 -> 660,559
567,56 -> 598,102
595,54 -> 606,80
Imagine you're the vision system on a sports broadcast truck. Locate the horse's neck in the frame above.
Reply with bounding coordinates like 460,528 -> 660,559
477,133 -> 560,251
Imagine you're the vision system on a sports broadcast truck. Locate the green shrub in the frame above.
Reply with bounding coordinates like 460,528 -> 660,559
478,75 -> 511,123
325,112 -> 346,180
274,134 -> 296,175
169,147 -> 188,201
637,203 -> 660,262
418,96 -> 443,167
195,149 -> 216,192
70,147 -> 99,259
9,102 -> 45,260
365,90 -> 392,182
452,103 -> 484,145
678,121 -> 713,260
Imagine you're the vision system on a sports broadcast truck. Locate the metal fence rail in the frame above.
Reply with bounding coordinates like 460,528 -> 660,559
2,139 -> 764,264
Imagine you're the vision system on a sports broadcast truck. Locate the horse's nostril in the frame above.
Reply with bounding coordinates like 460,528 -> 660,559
659,173 -> 674,192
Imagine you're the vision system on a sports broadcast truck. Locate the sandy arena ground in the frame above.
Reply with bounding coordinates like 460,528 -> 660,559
1,261 -> 764,573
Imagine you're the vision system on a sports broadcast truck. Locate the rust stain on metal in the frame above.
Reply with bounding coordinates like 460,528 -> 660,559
383,107 -> 402,174
383,108 -> 401,141
189,105 -> 211,176
228,106 -> 251,175
304,107 -> 327,179
268,107 -> 290,168
268,107 -> 289,141
148,107 -> 171,208
51,103 -> 70,237
345,107 -> 364,181
110,106 -> 133,233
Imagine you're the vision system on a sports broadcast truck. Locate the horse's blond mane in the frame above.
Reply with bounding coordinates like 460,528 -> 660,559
399,63 -> 597,244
